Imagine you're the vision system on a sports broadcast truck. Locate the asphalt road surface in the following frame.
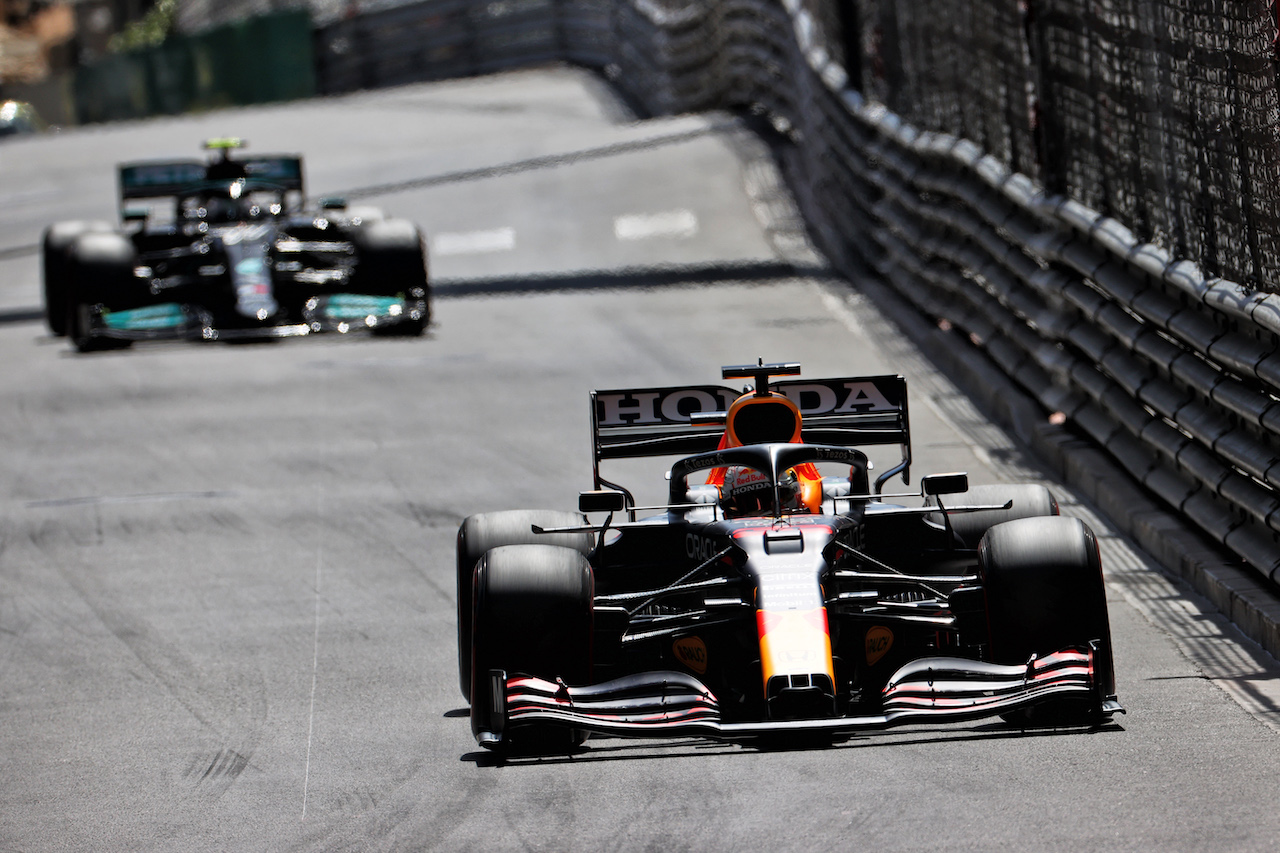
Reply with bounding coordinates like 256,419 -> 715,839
2,67 -> 1279,852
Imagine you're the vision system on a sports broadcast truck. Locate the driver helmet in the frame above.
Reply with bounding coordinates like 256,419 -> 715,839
719,466 -> 803,517
202,178 -> 251,222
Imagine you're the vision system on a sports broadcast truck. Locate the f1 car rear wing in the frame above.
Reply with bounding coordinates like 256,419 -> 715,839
118,155 -> 305,200
591,373 -> 912,493
119,160 -> 206,199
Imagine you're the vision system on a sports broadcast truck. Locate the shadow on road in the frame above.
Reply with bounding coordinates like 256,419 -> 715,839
459,719 -> 1126,768
0,307 -> 44,326
435,259 -> 836,299
1,260 -> 832,330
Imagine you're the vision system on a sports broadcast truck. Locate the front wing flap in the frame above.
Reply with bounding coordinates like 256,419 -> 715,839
301,293 -> 428,333
476,647 -> 1122,749
84,303 -> 310,342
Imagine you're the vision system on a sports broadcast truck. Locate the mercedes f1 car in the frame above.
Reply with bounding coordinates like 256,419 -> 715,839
457,362 -> 1122,753
42,138 -> 430,351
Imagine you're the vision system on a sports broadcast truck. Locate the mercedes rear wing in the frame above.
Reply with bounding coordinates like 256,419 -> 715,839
119,160 -> 206,200
591,374 -> 912,493
118,155 -> 305,200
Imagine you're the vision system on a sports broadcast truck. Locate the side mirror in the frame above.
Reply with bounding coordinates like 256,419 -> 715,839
579,490 -> 626,514
921,472 -> 968,497
319,197 -> 347,210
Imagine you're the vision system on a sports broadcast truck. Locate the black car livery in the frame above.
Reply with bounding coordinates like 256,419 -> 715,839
42,139 -> 429,350
457,362 -> 1123,753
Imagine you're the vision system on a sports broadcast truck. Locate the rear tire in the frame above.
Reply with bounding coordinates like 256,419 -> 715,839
937,483 -> 1058,548
456,510 -> 593,700
980,516 -> 1114,726
470,544 -> 593,752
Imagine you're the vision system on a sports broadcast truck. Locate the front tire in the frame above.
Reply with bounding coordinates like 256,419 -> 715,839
470,544 -> 594,752
456,510 -> 593,700
66,232 -> 136,353
43,221 -> 111,336
352,219 -> 430,336
980,516 -> 1114,725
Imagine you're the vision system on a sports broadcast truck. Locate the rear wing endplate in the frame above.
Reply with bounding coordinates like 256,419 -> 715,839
591,374 -> 911,491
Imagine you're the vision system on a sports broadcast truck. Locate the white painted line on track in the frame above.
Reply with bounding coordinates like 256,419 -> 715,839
302,491 -> 323,821
0,187 -> 59,206
614,209 -> 699,241
431,227 -> 516,256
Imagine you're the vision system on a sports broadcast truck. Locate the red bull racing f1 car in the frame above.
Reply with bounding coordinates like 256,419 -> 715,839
457,362 -> 1122,752
42,138 -> 430,351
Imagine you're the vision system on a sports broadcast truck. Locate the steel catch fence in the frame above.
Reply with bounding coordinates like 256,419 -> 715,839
309,0 -> 1280,600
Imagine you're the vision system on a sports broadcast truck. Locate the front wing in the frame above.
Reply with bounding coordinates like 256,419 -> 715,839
474,647 -> 1122,749
80,293 -> 426,343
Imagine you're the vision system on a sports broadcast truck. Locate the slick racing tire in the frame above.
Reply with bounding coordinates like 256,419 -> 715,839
456,510 -> 593,701
470,544 -> 593,753
67,232 -> 136,353
352,219 -> 431,337
932,483 -> 1058,549
979,516 -> 1114,726
43,221 -> 111,336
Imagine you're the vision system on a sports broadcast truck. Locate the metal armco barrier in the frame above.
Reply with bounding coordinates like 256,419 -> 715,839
314,0 -> 1280,594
